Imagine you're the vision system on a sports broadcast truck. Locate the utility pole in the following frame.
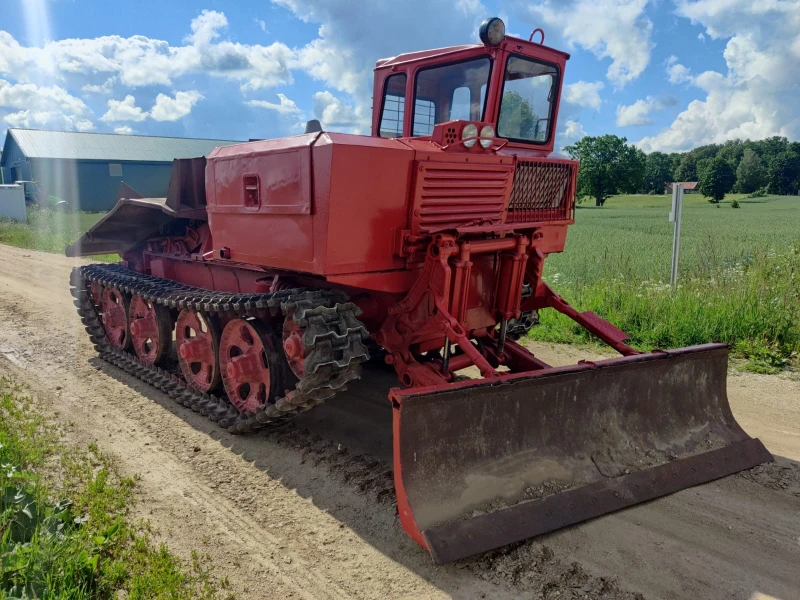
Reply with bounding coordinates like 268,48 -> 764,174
669,183 -> 683,289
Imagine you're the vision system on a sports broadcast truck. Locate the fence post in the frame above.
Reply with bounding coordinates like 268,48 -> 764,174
669,183 -> 683,289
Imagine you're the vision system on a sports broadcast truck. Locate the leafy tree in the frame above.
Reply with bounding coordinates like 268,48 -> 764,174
498,91 -> 535,140
735,148 -> 765,193
753,136 -> 789,161
717,139 -> 744,171
668,153 -> 682,181
564,135 -> 646,206
675,144 -> 719,181
698,155 -> 735,202
644,152 -> 674,194
767,150 -> 800,195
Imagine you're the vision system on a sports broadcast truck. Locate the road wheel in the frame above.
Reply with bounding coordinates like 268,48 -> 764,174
100,287 -> 130,350
176,310 -> 221,393
129,295 -> 172,366
219,319 -> 285,414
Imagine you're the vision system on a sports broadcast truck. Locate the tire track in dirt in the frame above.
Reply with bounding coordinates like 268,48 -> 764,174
1,244 -> 799,600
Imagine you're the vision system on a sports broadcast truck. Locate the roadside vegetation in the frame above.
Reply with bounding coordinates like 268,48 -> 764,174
532,194 -> 800,373
0,376 -> 227,599
0,206 -> 114,260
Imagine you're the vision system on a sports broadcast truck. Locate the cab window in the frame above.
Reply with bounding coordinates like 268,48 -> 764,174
379,73 -> 407,138
412,57 -> 491,137
497,56 -> 558,143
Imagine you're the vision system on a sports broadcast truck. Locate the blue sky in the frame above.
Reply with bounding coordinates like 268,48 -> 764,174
1,0 -> 798,153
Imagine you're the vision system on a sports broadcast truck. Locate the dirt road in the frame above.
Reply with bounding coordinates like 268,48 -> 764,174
0,244 -> 798,600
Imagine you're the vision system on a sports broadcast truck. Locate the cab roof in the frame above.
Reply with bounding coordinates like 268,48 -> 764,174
375,36 -> 571,69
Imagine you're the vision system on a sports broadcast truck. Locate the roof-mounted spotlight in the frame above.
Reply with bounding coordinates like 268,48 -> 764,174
479,17 -> 505,47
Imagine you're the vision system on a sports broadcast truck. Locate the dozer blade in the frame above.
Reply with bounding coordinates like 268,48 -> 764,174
391,343 -> 772,564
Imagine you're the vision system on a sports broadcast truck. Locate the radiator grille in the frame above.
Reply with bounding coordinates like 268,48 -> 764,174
507,161 -> 575,223
412,163 -> 513,234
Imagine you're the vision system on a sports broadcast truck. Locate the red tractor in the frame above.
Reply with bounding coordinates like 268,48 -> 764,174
69,18 -> 770,563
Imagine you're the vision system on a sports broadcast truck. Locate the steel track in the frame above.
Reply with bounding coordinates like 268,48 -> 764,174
70,263 -> 370,434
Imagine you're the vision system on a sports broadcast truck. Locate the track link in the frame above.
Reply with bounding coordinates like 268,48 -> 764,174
70,263 -> 370,434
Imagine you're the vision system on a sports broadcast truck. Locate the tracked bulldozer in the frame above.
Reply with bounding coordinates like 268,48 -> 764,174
67,18 -> 771,563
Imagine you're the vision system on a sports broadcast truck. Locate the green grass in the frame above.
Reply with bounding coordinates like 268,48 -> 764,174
0,207 -> 115,260
533,193 -> 800,370
0,377 -> 228,600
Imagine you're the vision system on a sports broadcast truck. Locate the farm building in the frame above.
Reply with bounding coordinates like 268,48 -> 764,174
665,181 -> 699,194
0,129 -> 241,211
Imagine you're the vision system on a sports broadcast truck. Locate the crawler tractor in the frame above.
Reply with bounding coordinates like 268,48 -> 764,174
69,19 -> 771,563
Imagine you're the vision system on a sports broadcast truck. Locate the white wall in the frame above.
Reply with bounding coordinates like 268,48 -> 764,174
0,185 -> 26,221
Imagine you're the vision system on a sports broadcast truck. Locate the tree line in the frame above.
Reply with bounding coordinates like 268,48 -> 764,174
564,135 -> 800,206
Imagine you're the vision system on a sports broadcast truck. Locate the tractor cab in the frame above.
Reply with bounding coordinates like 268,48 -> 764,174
371,18 -> 568,154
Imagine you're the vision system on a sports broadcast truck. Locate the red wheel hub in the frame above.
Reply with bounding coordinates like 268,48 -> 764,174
176,310 -> 221,393
220,319 -> 272,414
282,316 -> 306,378
100,287 -> 129,349
129,295 -> 170,366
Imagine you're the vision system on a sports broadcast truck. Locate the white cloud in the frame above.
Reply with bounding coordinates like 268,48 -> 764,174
4,110 -> 94,131
100,91 -> 202,124
666,56 -> 692,84
637,1 -> 800,152
272,0 -> 486,112
82,77 -> 116,94
114,125 -> 134,134
616,96 -> 664,126
186,9 -> 227,45
0,10 -> 294,92
312,91 -> 367,133
559,119 -> 587,150
0,78 -> 89,116
519,0 -> 654,87
0,78 -> 93,131
698,32 -> 705,42
564,80 -> 604,110
247,93 -> 301,114
254,18 -> 268,33
100,95 -> 148,122
150,90 -> 203,121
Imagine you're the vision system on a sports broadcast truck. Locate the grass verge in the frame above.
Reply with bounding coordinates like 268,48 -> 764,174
0,207 -> 116,261
0,376 -> 228,599
531,244 -> 800,373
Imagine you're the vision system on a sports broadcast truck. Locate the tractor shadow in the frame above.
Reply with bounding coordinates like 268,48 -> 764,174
89,356 -> 507,595
89,356 -> 800,599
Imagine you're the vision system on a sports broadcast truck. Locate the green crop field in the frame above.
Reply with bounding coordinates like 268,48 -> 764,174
532,193 -> 800,371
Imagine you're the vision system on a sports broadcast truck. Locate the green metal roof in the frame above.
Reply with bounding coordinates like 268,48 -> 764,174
6,128 -> 242,162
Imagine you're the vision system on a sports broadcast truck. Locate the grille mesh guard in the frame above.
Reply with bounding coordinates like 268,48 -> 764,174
507,160 -> 576,224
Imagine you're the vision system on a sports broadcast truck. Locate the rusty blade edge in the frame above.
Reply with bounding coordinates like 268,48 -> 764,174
422,438 -> 772,564
392,343 -> 729,403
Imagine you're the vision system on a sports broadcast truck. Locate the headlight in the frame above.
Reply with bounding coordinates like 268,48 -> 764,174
462,123 -> 478,148
479,125 -> 495,149
479,18 -> 505,46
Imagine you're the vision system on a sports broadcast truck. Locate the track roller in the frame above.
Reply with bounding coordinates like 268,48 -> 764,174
176,309 -> 222,392
219,318 -> 286,414
100,287 -> 130,350
129,295 -> 173,365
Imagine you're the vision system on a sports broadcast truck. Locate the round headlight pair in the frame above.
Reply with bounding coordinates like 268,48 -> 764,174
461,123 -> 495,149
